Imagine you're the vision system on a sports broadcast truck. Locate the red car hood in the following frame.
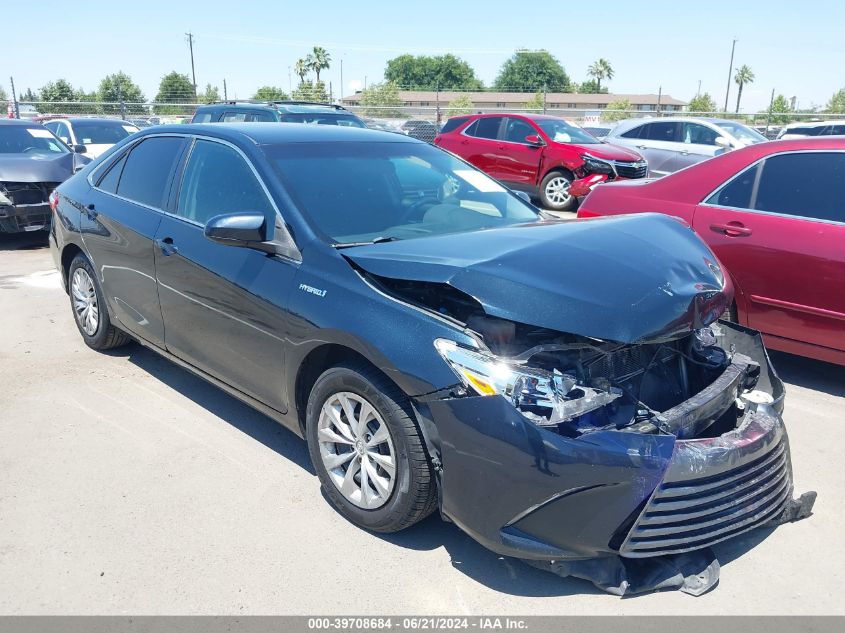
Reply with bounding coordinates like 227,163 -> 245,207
559,141 -> 643,162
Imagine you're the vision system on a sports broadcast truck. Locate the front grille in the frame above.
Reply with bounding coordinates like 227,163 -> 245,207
619,439 -> 791,557
611,161 -> 648,179
1,182 -> 61,206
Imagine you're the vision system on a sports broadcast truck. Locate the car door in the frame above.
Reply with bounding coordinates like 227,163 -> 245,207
455,117 -> 506,179
495,117 -> 545,188
693,150 -> 845,354
80,135 -> 187,347
153,137 -> 297,413
672,122 -> 722,171
615,122 -> 681,177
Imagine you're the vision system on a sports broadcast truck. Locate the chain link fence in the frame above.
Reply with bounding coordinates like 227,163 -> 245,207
5,99 -> 844,142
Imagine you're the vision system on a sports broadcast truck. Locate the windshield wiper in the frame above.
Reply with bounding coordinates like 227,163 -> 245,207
333,236 -> 402,249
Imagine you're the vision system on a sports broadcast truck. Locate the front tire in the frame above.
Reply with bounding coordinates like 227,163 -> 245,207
305,362 -> 436,533
68,254 -> 130,350
540,170 -> 576,211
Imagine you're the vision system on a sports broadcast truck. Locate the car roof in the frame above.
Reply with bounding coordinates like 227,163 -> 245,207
63,117 -> 135,124
0,119 -> 41,127
782,120 -> 845,129
196,101 -> 352,115
142,123 -> 421,145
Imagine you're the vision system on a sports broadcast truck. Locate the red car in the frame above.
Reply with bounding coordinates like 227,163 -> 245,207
434,113 -> 647,211
578,137 -> 845,365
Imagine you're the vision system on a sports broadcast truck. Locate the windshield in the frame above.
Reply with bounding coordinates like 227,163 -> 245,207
265,141 -> 540,245
73,121 -> 138,144
715,121 -> 767,144
536,118 -> 601,144
283,113 -> 365,128
0,125 -> 69,154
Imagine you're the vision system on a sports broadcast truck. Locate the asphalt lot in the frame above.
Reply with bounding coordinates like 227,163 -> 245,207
1,231 -> 843,615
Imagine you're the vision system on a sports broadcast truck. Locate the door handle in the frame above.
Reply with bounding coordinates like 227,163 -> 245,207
636,145 -> 647,150
709,222 -> 752,237
155,237 -> 179,256
680,150 -> 689,155
460,139 -> 469,145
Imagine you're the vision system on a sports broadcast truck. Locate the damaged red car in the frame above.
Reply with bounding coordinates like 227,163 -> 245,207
434,113 -> 647,210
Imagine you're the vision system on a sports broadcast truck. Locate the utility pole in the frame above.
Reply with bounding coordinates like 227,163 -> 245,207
9,76 -> 19,118
223,79 -> 228,101
185,32 -> 197,97
765,88 -> 775,137
339,59 -> 344,105
697,79 -> 702,97
542,83 -> 547,114
656,85 -> 662,116
723,38 -> 737,112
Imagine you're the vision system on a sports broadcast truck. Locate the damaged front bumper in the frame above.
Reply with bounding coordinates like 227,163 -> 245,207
419,321 -> 813,562
0,202 -> 51,233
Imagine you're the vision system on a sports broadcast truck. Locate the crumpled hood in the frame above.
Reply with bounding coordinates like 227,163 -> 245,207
0,152 -> 81,183
564,141 -> 644,162
345,214 -> 731,344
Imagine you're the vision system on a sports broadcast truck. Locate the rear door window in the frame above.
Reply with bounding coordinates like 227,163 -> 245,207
221,112 -> 248,122
467,117 -> 504,140
753,152 -> 845,223
116,136 -> 184,209
644,122 -> 680,142
193,112 -> 213,123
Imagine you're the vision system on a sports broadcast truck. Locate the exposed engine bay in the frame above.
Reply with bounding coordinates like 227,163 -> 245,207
371,274 -> 769,441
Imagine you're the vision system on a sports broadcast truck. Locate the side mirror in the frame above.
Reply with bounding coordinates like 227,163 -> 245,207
714,136 -> 732,149
513,190 -> 532,204
73,144 -> 87,154
204,213 -> 269,248
524,134 -> 543,146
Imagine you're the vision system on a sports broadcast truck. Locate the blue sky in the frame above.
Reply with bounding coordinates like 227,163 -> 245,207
5,0 -> 843,111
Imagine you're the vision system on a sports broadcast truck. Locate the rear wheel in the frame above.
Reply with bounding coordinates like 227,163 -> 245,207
68,254 -> 130,350
305,362 -> 436,532
540,170 -> 576,211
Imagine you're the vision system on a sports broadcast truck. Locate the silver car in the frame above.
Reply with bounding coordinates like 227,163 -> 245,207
605,117 -> 767,177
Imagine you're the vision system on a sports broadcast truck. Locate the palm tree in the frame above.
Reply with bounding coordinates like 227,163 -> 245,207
310,47 -> 331,84
587,58 -> 614,92
734,65 -> 755,113
294,58 -> 310,84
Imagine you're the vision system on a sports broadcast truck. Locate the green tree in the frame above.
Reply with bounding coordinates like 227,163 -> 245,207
446,94 -> 475,116
525,91 -> 544,111
292,81 -> 328,102
253,86 -> 289,101
309,47 -> 331,84
98,72 -> 146,114
493,50 -> 570,92
577,79 -> 608,94
21,88 -> 36,102
359,81 -> 403,118
826,88 -> 845,113
603,98 -> 632,122
154,72 -> 196,114
39,79 -> 80,102
733,65 -> 755,113
688,92 -> 718,113
769,94 -> 793,124
198,83 -> 221,104
0,85 -> 8,103
385,54 -> 483,90
294,58 -> 310,84
587,58 -> 614,93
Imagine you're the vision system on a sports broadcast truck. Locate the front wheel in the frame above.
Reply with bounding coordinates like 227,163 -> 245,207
305,363 -> 437,532
540,170 -> 576,211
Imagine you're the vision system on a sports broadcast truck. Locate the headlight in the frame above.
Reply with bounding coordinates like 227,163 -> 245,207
434,339 -> 621,426
580,154 -> 614,175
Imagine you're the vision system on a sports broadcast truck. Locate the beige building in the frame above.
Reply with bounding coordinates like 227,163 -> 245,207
341,90 -> 686,113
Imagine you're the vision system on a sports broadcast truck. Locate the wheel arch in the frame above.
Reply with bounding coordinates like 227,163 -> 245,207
59,242 -> 86,293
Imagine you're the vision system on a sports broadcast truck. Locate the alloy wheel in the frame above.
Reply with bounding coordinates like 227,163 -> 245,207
545,176 -> 572,207
71,268 -> 99,336
317,391 -> 396,510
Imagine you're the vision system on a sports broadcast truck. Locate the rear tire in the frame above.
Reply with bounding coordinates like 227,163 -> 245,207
305,362 -> 436,533
540,170 -> 576,211
68,254 -> 130,350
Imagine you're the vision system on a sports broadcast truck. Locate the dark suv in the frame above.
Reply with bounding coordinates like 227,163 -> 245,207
49,124 -> 810,585
191,101 -> 365,127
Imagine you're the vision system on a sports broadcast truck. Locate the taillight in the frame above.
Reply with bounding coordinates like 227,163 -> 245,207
433,135 -> 442,145
49,190 -> 59,212
577,208 -> 601,218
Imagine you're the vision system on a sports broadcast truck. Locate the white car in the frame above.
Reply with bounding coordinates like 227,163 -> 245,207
605,117 -> 767,177
43,118 -> 139,159
776,120 -> 845,140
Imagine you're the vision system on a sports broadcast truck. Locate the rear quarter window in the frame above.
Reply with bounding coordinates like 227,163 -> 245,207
192,112 -> 213,123
441,117 -> 470,134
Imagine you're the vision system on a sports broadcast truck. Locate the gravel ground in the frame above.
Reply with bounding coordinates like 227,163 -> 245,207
0,232 -> 842,615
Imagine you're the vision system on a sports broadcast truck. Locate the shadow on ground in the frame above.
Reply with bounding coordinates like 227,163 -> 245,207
0,231 -> 50,251
769,350 -> 845,397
